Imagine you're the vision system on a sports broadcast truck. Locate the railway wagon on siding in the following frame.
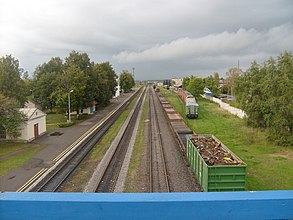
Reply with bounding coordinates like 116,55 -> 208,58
178,89 -> 199,119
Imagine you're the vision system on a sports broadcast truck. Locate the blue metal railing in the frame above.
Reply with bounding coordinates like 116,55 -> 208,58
1,191 -> 293,220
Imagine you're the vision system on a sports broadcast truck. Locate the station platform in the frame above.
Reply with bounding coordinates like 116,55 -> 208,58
0,92 -> 135,192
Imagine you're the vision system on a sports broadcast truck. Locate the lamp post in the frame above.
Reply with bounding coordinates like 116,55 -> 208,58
132,67 -> 135,78
68,90 -> 74,122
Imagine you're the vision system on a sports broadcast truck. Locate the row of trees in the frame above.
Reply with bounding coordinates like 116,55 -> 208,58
0,51 -> 135,137
33,52 -> 136,113
33,51 -> 117,113
182,51 -> 292,146
234,51 -> 293,145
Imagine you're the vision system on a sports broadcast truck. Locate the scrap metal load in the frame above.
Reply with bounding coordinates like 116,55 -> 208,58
178,89 -> 199,119
190,136 -> 244,166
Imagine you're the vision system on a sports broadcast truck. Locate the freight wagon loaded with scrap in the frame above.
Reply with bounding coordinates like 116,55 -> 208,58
186,134 -> 247,192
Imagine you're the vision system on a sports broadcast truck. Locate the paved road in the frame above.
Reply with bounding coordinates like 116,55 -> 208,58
0,92 -> 134,192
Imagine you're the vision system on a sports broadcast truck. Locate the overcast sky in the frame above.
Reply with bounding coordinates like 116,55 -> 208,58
1,0 -> 293,80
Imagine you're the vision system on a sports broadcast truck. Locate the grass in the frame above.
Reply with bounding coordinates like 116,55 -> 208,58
46,113 -> 67,132
124,91 -> 149,192
0,142 -> 32,157
46,111 -> 81,131
0,142 -> 43,175
61,91 -> 141,191
161,89 -> 293,190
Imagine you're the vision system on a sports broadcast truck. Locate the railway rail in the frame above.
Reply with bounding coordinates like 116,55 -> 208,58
95,87 -> 147,192
17,89 -> 140,192
148,87 -> 170,192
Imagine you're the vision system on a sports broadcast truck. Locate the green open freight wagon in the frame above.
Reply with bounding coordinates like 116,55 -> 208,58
186,134 -> 247,192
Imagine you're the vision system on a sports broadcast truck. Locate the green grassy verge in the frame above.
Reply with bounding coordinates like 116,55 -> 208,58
0,142 -> 33,157
124,91 -> 148,192
161,89 -> 293,190
61,91 -> 141,191
0,143 -> 43,175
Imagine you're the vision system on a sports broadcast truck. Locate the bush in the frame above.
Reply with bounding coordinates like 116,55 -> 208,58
77,113 -> 88,120
58,121 -> 74,128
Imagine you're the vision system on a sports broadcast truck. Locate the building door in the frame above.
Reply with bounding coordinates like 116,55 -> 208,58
34,124 -> 39,138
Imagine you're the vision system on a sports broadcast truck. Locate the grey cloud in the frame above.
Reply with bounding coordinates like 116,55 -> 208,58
113,23 -> 293,63
1,0 -> 293,80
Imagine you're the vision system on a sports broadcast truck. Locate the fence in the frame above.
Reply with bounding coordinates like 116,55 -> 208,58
203,95 -> 247,119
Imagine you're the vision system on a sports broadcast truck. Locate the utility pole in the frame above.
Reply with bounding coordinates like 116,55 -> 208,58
68,90 -> 74,122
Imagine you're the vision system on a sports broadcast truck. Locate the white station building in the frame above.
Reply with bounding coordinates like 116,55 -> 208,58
17,108 -> 47,142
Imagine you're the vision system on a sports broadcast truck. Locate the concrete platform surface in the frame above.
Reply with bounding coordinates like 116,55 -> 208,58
0,92 -> 134,192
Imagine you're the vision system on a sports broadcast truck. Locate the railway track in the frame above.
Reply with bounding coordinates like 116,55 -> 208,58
18,89 -> 140,192
95,87 -> 147,192
148,87 -> 170,192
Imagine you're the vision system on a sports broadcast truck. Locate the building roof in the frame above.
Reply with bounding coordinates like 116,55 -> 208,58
19,108 -> 46,120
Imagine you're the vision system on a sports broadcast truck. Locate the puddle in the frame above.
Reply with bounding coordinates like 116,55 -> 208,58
50,132 -> 63,136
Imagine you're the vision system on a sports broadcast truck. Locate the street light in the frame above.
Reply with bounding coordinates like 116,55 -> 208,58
132,67 -> 135,78
68,90 -> 74,122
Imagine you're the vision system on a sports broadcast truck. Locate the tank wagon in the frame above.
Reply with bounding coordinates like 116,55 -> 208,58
178,89 -> 199,119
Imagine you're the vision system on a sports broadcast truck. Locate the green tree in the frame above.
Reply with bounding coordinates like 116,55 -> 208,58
265,52 -> 293,145
213,72 -> 220,87
120,71 -> 135,93
92,62 -> 117,106
225,67 -> 242,95
0,55 -> 26,105
33,57 -> 63,79
186,76 -> 204,98
54,63 -> 89,115
234,51 -> 293,145
182,77 -> 190,89
34,71 -> 59,111
0,94 -> 25,138
32,57 -> 63,110
204,75 -> 219,96
64,51 -> 94,107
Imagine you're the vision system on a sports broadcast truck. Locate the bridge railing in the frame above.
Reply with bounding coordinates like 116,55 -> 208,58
1,191 -> 293,220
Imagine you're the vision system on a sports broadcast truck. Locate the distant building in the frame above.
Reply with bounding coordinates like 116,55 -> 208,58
71,100 -> 98,115
172,78 -> 183,90
157,82 -> 163,87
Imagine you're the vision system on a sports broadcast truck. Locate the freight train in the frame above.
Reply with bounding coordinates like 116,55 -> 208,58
178,89 -> 199,119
